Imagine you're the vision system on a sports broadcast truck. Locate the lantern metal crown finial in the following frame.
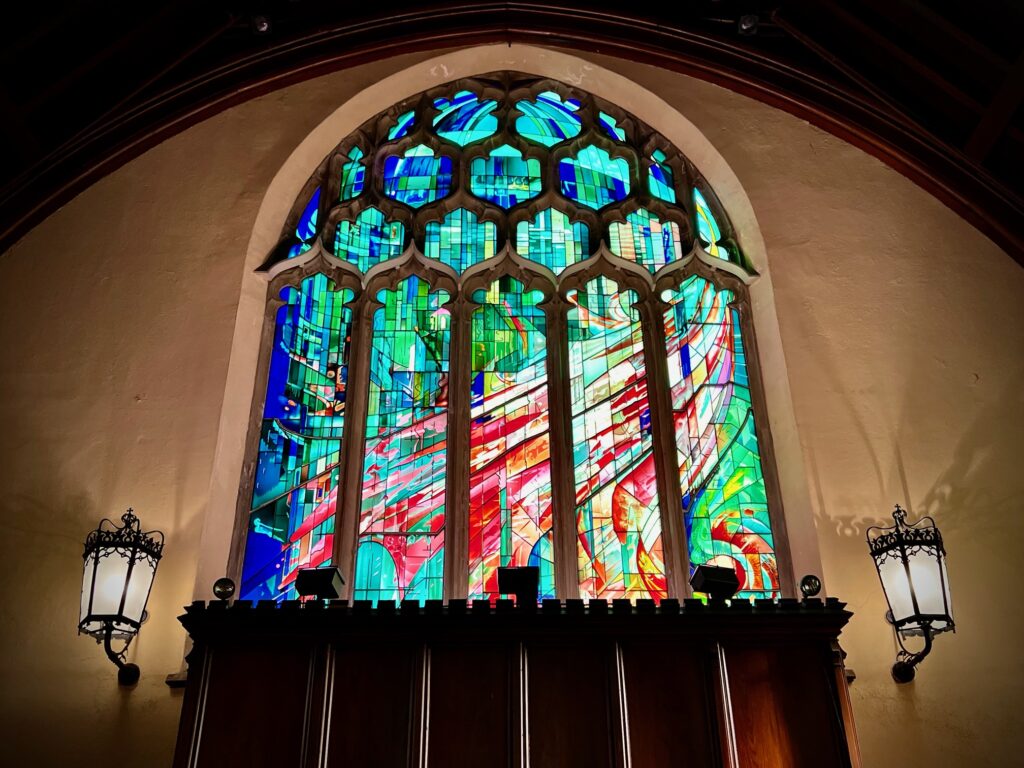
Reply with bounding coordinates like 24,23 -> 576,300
79,508 -> 164,686
867,504 -> 954,684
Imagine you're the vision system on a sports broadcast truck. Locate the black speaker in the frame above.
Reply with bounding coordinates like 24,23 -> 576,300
497,566 -> 540,606
689,565 -> 740,601
295,566 -> 345,599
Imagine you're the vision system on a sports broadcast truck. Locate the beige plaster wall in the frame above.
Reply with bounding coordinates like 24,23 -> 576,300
1,45 -> 1020,766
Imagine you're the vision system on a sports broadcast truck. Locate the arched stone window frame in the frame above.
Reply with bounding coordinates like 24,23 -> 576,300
193,45 -> 823,602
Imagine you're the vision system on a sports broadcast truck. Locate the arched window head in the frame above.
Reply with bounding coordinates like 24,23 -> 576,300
239,73 -> 781,606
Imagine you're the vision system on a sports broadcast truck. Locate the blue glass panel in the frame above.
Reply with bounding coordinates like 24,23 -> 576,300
433,91 -> 499,146
388,110 -> 415,140
383,145 -> 453,208
648,149 -> 677,204
608,209 -> 683,272
515,91 -> 582,147
599,111 -> 626,141
559,145 -> 631,209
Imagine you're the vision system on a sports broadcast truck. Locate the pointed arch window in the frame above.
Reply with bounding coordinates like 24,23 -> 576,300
237,74 -> 784,605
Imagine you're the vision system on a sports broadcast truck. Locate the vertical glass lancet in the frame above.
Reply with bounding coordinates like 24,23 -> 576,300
567,276 -> 667,600
355,276 -> 450,603
469,278 -> 555,601
242,275 -> 353,602
662,276 -> 778,598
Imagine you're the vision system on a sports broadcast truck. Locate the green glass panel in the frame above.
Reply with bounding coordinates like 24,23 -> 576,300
355,275 -> 450,603
469,145 -> 543,209
339,146 -> 365,201
425,209 -> 498,273
515,91 -> 582,147
433,91 -> 499,146
693,187 -> 733,262
515,208 -> 588,273
608,209 -> 683,273
559,145 -> 631,209
333,207 -> 405,272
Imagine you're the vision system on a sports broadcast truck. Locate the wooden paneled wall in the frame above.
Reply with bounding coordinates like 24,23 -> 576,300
173,599 -> 856,768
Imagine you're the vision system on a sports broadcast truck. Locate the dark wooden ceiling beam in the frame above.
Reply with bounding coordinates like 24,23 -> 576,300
0,3 -> 1020,266
966,50 -> 1024,161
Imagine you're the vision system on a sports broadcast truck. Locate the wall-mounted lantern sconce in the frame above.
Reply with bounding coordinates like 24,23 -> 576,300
867,504 -> 954,683
79,509 -> 164,686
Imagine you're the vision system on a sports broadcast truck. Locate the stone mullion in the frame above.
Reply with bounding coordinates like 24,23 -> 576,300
332,291 -> 376,600
638,296 -> 691,600
544,297 -> 581,600
443,294 -> 472,600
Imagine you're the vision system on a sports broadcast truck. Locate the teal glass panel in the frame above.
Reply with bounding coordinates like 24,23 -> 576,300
287,186 -> 320,259
469,278 -> 555,601
425,209 -> 498,273
355,276 -> 450,603
333,207 -> 405,272
388,110 -> 415,140
693,187 -> 733,262
662,276 -> 778,598
608,209 -> 683,273
599,111 -> 626,141
515,208 -> 588,273
515,91 -> 582,147
648,149 -> 677,204
469,144 -> 543,209
339,147 -> 365,201
383,145 -> 453,208
559,145 -> 631,209
241,274 -> 353,602
433,91 -> 499,146
568,276 -> 666,600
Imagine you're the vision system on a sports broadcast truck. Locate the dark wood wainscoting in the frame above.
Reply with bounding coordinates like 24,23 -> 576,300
173,598 -> 857,768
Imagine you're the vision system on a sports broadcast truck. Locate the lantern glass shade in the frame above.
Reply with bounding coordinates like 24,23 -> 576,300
79,511 -> 163,639
868,507 -> 954,636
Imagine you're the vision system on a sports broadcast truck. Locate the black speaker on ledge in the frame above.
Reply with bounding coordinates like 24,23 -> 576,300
689,564 -> 740,601
497,566 -> 540,606
296,566 -> 345,600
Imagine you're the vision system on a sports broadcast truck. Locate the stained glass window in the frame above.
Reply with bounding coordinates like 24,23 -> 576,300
425,209 -> 498,273
515,208 -> 588,274
383,145 -> 453,208
694,187 -> 733,262
608,209 -> 683,273
599,112 -> 626,142
286,187 -> 320,259
559,145 -> 631,209
470,145 -> 543,208
516,91 -> 582,146
388,110 -> 415,140
242,274 -> 353,602
338,147 -> 365,201
648,150 -> 676,204
434,91 -> 499,146
568,276 -> 667,600
469,278 -> 555,601
354,276 -> 450,602
333,207 -> 405,271
248,76 -> 781,608
662,277 -> 778,598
